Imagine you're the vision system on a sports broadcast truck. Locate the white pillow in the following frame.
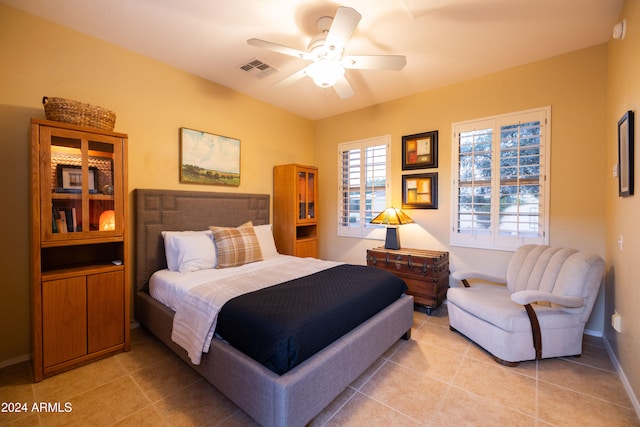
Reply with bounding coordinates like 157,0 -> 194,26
253,224 -> 279,259
161,230 -> 216,273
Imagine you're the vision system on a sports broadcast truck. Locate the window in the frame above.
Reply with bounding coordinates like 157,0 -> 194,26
451,107 -> 550,250
338,135 -> 391,238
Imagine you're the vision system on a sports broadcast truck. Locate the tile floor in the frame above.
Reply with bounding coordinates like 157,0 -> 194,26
2,305 -> 639,426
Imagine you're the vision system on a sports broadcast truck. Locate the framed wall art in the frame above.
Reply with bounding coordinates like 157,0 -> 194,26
402,131 -> 438,170
56,164 -> 99,193
180,127 -> 240,186
402,173 -> 438,209
618,110 -> 634,197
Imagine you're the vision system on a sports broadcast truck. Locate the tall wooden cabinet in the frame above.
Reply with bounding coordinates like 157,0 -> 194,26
30,119 -> 129,381
273,164 -> 318,258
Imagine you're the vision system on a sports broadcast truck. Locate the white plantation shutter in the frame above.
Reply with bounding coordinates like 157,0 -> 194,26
452,107 -> 550,250
453,119 -> 495,248
338,135 -> 390,238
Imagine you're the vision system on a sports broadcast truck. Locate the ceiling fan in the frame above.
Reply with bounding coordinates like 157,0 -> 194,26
247,6 -> 407,99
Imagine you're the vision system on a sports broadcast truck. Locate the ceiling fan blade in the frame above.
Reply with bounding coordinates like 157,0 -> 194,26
325,7 -> 361,51
333,75 -> 354,99
273,67 -> 309,87
342,55 -> 407,70
247,38 -> 311,60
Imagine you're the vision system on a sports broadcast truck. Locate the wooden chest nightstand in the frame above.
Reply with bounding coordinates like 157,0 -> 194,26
367,247 -> 449,315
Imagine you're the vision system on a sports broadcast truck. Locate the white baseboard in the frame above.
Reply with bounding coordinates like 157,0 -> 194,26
603,336 -> 640,419
584,328 -> 603,337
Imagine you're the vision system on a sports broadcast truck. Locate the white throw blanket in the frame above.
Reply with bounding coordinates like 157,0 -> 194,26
171,256 -> 342,364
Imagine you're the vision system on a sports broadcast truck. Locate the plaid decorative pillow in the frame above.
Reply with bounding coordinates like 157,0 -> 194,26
209,221 -> 263,268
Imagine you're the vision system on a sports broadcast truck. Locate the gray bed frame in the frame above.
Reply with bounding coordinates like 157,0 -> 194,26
133,189 -> 414,427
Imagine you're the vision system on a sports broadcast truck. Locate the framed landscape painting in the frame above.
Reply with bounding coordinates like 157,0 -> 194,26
180,127 -> 240,186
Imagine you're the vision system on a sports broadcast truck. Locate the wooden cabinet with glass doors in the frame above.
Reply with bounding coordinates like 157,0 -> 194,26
30,118 -> 129,381
273,164 -> 318,258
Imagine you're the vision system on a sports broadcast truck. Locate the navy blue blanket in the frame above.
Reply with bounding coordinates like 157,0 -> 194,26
215,264 -> 407,375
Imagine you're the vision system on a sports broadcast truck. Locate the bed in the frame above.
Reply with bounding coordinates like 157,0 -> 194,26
133,189 -> 414,427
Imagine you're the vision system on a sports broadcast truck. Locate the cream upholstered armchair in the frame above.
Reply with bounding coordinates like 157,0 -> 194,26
447,245 -> 605,366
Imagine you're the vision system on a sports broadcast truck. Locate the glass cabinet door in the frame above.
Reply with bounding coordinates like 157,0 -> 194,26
296,168 -> 316,223
87,139 -> 119,233
307,170 -> 315,220
41,127 -> 123,242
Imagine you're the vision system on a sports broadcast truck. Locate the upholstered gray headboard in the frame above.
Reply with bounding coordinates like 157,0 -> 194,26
134,189 -> 270,293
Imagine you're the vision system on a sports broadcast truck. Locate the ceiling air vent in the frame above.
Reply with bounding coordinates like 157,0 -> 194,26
240,58 -> 278,79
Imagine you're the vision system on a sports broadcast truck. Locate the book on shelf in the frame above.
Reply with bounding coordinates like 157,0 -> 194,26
52,207 -> 80,233
64,209 -> 74,232
56,209 -> 68,233
52,206 -> 59,233
71,208 -> 77,232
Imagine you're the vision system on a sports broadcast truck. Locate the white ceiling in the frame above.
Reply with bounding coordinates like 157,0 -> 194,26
3,0 -> 624,120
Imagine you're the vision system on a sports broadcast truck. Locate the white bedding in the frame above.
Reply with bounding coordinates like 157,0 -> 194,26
150,255 -> 343,364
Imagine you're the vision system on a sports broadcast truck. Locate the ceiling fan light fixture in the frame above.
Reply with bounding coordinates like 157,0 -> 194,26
306,59 -> 345,88
250,7 -> 402,98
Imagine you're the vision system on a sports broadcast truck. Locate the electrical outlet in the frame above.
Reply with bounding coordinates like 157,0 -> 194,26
612,311 -> 622,333
618,234 -> 624,251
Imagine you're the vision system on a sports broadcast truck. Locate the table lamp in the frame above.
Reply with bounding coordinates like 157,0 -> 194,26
370,207 -> 414,250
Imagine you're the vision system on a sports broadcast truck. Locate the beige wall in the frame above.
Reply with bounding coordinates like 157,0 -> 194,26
0,4 -> 314,363
315,45 -> 608,331
606,0 -> 640,412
